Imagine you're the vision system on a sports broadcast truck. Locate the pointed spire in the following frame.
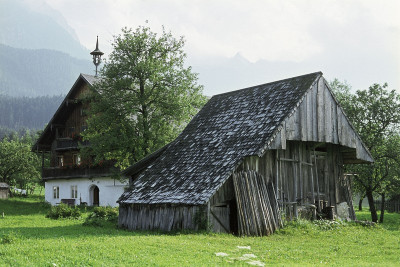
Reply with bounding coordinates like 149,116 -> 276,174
96,36 -> 99,50
90,36 -> 104,76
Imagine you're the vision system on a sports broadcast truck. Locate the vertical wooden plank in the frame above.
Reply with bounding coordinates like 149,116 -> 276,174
317,79 -> 324,142
312,83 -> 318,141
324,86 -> 332,143
306,92 -> 313,141
298,143 -> 303,204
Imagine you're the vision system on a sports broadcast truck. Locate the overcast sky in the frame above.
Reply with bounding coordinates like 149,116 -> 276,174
42,0 -> 399,95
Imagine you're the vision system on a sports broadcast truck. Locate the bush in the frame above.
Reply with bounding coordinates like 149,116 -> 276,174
46,203 -> 81,219
83,206 -> 118,227
1,232 -> 19,244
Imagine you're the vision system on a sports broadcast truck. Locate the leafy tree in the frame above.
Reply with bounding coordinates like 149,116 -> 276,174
331,79 -> 400,222
0,135 -> 41,192
82,26 -> 207,169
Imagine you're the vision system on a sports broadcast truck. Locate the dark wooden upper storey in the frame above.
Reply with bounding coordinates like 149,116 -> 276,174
33,74 -> 98,152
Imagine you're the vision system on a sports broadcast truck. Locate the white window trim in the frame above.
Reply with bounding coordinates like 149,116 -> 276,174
53,186 -> 59,199
71,185 -> 78,199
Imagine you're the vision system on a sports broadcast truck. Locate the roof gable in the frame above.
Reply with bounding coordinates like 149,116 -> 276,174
33,73 -> 99,151
119,72 -> 322,205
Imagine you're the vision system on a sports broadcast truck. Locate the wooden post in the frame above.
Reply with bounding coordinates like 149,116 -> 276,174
309,148 -> 315,205
298,144 -> 303,204
292,159 -> 298,219
314,148 -> 321,212
207,202 -> 211,231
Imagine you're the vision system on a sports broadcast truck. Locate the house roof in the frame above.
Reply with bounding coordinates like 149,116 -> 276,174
32,73 -> 99,151
0,183 -> 9,189
119,72 -> 328,205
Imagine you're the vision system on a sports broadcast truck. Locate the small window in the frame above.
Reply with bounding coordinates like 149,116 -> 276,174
53,186 -> 59,199
71,185 -> 78,199
68,127 -> 75,137
57,156 -> 64,167
73,154 -> 81,165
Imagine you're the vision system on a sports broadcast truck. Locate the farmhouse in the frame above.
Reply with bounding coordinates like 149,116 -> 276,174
118,72 -> 373,236
0,183 -> 10,199
32,74 -> 128,207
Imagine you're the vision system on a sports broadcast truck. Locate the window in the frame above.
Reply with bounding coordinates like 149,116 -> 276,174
68,127 -> 75,137
57,156 -> 64,167
81,124 -> 87,132
53,186 -> 59,199
73,154 -> 81,165
71,185 -> 78,199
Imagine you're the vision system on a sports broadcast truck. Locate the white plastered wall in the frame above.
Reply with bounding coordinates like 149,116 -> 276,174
45,177 -> 128,207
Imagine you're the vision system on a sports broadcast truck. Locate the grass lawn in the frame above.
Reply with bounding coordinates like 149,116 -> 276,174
1,196 -> 399,266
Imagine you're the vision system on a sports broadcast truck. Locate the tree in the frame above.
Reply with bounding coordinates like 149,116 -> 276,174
330,79 -> 400,222
0,135 -> 41,192
82,26 -> 207,169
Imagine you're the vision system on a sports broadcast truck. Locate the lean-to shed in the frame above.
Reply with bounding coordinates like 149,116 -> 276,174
0,183 -> 10,199
118,72 -> 373,236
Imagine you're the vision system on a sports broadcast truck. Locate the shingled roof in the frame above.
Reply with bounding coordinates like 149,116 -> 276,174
119,72 -> 325,205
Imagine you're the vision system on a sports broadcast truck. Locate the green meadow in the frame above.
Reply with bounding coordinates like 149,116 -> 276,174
1,196 -> 399,266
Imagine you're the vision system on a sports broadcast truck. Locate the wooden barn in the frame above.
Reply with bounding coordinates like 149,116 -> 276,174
0,183 -> 10,199
118,72 -> 373,236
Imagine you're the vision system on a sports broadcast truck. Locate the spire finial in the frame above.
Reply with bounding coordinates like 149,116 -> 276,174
90,36 -> 104,76
96,36 -> 99,50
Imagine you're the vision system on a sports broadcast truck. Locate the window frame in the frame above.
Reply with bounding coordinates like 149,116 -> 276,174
71,185 -> 78,199
73,154 -> 81,165
53,186 -> 59,199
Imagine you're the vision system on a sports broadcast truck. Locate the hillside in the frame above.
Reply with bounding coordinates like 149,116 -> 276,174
0,94 -> 64,137
0,44 -> 93,97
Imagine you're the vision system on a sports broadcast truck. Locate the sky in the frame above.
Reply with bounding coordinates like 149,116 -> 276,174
41,0 -> 400,96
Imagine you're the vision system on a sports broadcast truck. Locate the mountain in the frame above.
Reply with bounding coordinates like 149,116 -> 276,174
0,44 -> 93,96
0,94 -> 64,132
0,0 -> 90,60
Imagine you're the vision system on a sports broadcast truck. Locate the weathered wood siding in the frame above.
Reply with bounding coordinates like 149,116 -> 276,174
240,141 -> 348,213
118,203 -> 205,231
208,177 -> 235,233
269,78 -> 372,163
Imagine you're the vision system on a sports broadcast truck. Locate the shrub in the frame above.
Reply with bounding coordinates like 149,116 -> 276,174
46,203 -> 81,219
1,232 -> 18,244
83,206 -> 118,227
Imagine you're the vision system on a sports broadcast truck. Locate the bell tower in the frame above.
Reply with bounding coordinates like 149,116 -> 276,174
90,36 -> 104,76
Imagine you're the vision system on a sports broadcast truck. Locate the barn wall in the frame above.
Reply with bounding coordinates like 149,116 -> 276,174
241,141 -> 348,214
118,203 -> 205,231
270,78 -> 372,163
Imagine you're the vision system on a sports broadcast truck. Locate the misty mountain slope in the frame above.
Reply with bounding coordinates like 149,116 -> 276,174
0,44 -> 93,96
0,94 -> 64,131
0,0 -> 90,59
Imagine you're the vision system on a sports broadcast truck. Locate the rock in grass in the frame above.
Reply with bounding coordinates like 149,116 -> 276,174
215,252 -> 229,257
237,246 -> 251,250
247,260 -> 265,266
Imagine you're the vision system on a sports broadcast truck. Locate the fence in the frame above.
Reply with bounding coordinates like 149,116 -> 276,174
374,200 -> 400,213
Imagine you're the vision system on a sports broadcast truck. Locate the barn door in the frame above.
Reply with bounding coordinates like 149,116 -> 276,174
232,170 -> 281,236
276,143 -> 318,219
312,151 -> 327,211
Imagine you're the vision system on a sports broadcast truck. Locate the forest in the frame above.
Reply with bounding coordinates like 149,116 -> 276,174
0,94 -> 64,138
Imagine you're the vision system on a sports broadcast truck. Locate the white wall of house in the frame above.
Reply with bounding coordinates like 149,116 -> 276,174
45,177 -> 128,207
